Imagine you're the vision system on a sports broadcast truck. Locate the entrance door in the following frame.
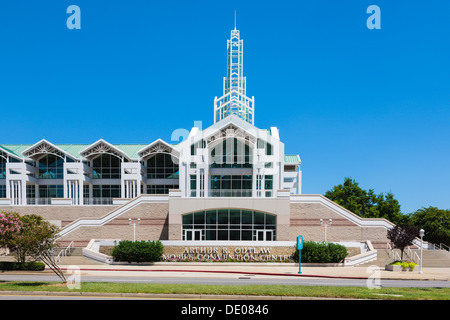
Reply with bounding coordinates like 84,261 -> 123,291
184,229 -> 202,241
256,230 -> 273,241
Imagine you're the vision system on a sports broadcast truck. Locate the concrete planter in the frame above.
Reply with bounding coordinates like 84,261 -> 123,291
385,264 -> 402,272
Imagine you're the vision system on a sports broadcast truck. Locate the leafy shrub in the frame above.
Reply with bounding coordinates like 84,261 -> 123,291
291,241 -> 348,263
0,261 -> 45,271
389,260 -> 417,270
111,240 -> 164,263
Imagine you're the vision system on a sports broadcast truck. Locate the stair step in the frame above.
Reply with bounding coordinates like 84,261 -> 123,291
370,249 -> 450,268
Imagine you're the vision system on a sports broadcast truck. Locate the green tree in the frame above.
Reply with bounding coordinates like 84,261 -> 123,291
1,212 -> 65,282
13,214 -> 60,263
409,206 -> 450,246
19,214 -> 65,282
324,177 -> 406,224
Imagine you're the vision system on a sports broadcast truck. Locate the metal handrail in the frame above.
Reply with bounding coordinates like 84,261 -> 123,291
386,242 -> 401,261
55,241 -> 74,264
405,247 -> 421,264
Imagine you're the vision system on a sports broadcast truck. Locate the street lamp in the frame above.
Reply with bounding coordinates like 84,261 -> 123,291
320,218 -> 332,242
129,218 -> 141,241
419,229 -> 424,274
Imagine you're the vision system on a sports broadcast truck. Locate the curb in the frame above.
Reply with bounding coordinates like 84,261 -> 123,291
0,290 -> 350,300
50,266 -> 449,281
53,267 -> 371,280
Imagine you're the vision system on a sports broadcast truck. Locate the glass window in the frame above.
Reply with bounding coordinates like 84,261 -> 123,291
210,138 -> 252,168
194,211 -> 205,224
0,185 -> 6,198
257,139 -> 272,156
39,185 -> 63,199
265,175 -> 273,190
146,185 -> 178,194
0,158 -> 6,179
242,210 -> 253,224
92,154 -> 121,179
147,153 -> 179,179
218,209 -> 229,224
38,154 -> 64,179
206,210 -> 217,224
182,209 -> 276,241
230,209 -> 240,224
92,185 -> 121,204
209,175 -> 252,197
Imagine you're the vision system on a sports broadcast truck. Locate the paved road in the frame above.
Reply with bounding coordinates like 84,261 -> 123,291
0,273 -> 448,288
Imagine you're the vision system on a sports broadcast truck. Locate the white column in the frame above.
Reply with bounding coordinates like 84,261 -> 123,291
67,181 -> 72,203
75,180 -> 79,205
79,181 -> 84,205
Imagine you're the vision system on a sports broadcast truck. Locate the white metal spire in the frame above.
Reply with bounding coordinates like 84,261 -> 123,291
214,20 -> 255,125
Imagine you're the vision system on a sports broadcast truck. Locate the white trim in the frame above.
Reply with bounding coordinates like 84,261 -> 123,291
22,139 -> 79,161
57,195 -> 169,238
79,138 -> 131,161
137,138 -> 179,159
290,194 -> 395,229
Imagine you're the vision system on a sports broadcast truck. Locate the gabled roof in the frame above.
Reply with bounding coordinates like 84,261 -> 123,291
0,145 -> 26,161
188,115 -> 276,148
79,139 -> 132,161
22,139 -> 79,161
137,139 -> 179,159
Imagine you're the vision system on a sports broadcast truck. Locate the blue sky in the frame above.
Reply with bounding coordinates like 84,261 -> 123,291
0,0 -> 449,213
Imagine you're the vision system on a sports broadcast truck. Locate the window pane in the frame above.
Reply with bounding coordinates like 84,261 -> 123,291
218,230 -> 228,240
182,214 -> 193,225
194,211 -> 205,225
218,209 -> 229,224
241,230 -> 252,240
254,212 -> 264,225
206,210 -> 217,225
242,210 -> 253,224
230,230 -> 240,241
266,214 -> 276,225
230,209 -> 240,225
206,229 -> 216,240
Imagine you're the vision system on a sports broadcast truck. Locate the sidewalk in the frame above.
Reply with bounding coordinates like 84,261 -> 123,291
56,262 -> 450,281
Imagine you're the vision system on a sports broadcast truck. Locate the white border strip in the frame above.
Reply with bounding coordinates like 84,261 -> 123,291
57,195 -> 168,238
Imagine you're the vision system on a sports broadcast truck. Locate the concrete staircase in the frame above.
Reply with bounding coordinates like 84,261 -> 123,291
56,247 -> 104,265
366,248 -> 450,268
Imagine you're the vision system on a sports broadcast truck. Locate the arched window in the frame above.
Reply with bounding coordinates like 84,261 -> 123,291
92,154 -> 121,179
38,154 -> 64,179
182,209 -> 276,241
146,153 -> 179,179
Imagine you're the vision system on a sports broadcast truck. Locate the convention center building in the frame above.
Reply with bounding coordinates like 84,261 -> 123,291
0,26 -> 396,261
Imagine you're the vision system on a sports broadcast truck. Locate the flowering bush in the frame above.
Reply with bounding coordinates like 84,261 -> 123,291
0,211 -> 22,250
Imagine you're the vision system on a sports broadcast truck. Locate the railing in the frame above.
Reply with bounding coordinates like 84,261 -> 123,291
428,242 -> 450,252
26,198 -> 52,205
386,242 -> 401,261
54,241 -> 74,264
405,247 -> 421,264
83,198 -> 114,205
209,189 -> 253,197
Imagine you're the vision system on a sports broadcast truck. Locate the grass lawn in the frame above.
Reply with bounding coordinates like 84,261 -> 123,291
0,281 -> 448,300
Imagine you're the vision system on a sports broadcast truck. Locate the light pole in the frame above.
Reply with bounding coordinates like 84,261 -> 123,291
419,229 -> 424,274
320,218 -> 332,242
129,218 -> 140,241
